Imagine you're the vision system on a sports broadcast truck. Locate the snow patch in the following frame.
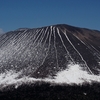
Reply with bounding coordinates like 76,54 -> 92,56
0,64 -> 100,90
53,64 -> 100,84
0,70 -> 42,89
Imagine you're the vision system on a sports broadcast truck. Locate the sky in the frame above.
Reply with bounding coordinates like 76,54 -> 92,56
0,0 -> 100,33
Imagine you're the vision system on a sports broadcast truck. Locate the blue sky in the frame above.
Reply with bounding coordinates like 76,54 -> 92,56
0,0 -> 100,33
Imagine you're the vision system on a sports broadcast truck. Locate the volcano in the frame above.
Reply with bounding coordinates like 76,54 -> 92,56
0,24 -> 100,100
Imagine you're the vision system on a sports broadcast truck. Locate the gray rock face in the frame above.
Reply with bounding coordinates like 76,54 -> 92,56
0,24 -> 100,78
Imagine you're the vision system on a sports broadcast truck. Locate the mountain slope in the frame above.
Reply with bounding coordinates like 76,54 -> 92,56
0,24 -> 100,100
0,24 -> 100,78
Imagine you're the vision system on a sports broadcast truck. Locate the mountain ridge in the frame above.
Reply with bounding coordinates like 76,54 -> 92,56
7,24 -> 100,33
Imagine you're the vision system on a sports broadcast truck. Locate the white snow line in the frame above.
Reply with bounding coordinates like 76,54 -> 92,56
41,26 -> 52,65
15,29 -> 40,51
91,45 -> 100,54
74,31 -> 100,54
73,34 -> 100,60
42,27 -> 50,48
32,29 -> 45,49
32,28 -> 44,46
16,29 -> 43,58
14,30 -> 28,44
62,30 -> 93,75
57,28 -> 75,63
53,27 -> 59,68
28,28 -> 49,67
41,27 -> 49,44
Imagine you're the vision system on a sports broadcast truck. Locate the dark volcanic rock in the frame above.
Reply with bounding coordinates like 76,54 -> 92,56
0,24 -> 100,77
